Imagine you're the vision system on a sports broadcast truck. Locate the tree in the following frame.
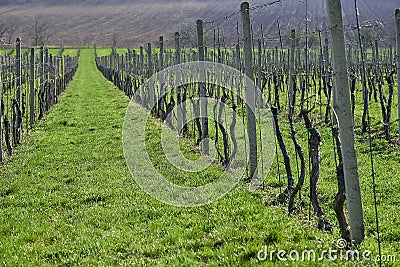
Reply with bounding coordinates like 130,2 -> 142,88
0,23 -> 8,40
178,22 -> 211,48
6,24 -> 18,44
307,32 -> 319,48
360,26 -> 376,44
111,32 -> 118,49
28,17 -> 53,46
283,31 -> 320,48
0,21 -> 18,44
178,23 -> 197,48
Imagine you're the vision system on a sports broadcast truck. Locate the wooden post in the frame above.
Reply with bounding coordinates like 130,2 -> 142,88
147,43 -> 152,78
396,8 -> 400,137
45,49 -> 50,111
49,54 -> 54,107
56,56 -> 60,98
235,44 -> 240,70
30,48 -> 35,127
327,0 -> 364,245
61,54 -> 65,93
159,36 -> 164,71
16,37 -> 22,106
324,40 -> 330,74
139,46 -> 144,78
120,54 -> 125,93
175,32 -> 181,64
241,1 -> 258,180
235,44 -> 241,106
127,51 -> 132,74
157,37 -> 164,116
288,29 -> 296,115
54,56 -> 58,104
147,43 -> 155,110
38,46 -> 44,120
138,46 -> 144,102
257,39 -> 263,107
197,19 -> 209,154
175,32 -> 183,133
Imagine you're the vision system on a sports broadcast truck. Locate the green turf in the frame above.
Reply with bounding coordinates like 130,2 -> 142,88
0,48 -> 398,266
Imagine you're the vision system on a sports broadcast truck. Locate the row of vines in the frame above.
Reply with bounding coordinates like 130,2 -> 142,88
0,39 -> 80,163
95,0 -> 399,249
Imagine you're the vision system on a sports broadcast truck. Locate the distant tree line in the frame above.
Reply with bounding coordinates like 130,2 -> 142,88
0,17 -> 53,46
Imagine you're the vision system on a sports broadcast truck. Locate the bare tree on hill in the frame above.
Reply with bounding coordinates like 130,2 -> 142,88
27,17 -> 54,46
0,21 -> 18,44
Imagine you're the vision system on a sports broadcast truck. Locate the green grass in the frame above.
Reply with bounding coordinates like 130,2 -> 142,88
95,48 -> 128,57
62,49 -> 79,57
95,47 -> 114,57
47,47 -> 79,57
0,48 -> 399,266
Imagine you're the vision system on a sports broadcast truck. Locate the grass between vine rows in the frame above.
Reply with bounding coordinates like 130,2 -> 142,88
0,48 -> 398,266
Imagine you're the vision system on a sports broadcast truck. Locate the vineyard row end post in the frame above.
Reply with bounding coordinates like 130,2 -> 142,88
197,19 -> 209,155
16,37 -> 22,106
30,48 -> 35,127
241,2 -> 258,181
326,0 -> 365,245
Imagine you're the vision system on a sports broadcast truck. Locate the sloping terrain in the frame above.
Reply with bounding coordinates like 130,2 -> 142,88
0,0 -> 397,47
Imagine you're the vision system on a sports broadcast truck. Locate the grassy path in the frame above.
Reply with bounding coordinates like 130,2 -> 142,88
0,49 -> 398,266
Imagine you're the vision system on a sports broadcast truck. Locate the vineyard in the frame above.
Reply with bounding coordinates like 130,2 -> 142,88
0,43 -> 79,162
0,0 -> 400,266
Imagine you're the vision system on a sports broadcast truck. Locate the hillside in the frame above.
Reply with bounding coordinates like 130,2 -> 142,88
0,0 -> 397,47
